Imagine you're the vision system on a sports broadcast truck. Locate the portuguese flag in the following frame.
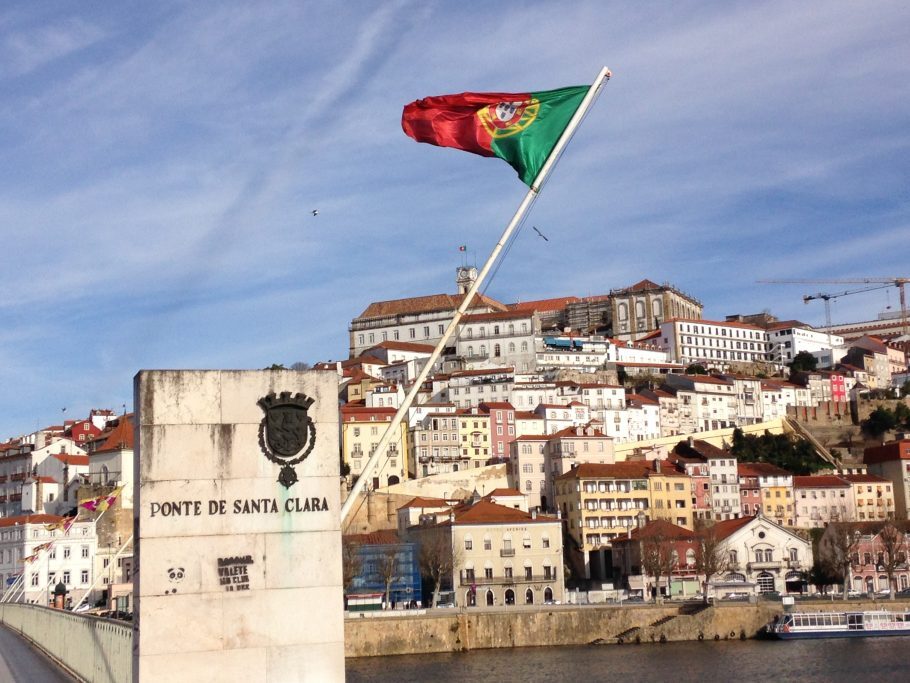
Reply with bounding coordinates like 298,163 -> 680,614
402,85 -> 588,186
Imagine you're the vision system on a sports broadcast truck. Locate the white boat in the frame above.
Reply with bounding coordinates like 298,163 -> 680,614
770,610 -> 910,639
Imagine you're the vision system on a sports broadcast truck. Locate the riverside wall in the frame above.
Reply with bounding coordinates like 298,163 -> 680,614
345,600 -> 888,657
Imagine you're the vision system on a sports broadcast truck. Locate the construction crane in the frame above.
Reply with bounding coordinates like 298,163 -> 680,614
802,284 -> 894,347
758,277 -> 909,338
760,277 -> 910,366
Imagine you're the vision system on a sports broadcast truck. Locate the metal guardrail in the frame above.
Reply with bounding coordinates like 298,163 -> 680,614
0,603 -> 132,683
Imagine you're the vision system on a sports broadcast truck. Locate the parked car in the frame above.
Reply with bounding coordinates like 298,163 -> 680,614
722,592 -> 750,601
895,587 -> 910,598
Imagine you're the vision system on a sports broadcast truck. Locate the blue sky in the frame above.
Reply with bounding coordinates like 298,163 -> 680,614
1,1 -> 908,438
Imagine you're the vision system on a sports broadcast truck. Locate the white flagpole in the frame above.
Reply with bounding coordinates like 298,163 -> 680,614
72,533 -> 133,613
1,574 -> 24,603
341,67 -> 612,523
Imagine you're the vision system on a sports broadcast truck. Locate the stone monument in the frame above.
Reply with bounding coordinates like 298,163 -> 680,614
133,370 -> 343,682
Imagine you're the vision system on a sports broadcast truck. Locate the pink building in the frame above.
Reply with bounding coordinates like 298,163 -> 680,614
480,402 -> 516,461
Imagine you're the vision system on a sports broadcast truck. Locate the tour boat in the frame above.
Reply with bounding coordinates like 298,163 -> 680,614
770,610 -> 910,639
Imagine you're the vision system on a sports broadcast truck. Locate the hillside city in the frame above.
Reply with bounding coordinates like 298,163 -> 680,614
3,274 -> 910,615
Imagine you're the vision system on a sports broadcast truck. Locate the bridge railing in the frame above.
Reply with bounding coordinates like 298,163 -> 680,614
0,603 -> 132,683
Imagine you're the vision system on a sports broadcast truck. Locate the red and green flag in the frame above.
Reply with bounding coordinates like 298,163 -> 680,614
402,85 -> 588,186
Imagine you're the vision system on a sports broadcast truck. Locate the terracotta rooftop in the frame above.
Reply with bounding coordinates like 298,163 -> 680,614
507,296 -> 580,313
364,341 -> 435,354
398,496 -> 454,510
711,515 -> 755,540
486,488 -> 523,498
841,474 -> 891,484
357,292 -> 506,320
343,530 -> 401,545
737,462 -> 792,477
449,500 -> 555,525
623,519 -> 694,542
0,514 -> 64,528
52,454 -> 89,466
92,415 -> 134,454
793,475 -> 850,488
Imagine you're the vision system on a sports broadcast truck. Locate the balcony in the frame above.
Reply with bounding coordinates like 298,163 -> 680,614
0,475 -> 7,483
460,574 -> 555,586
9,473 -> 26,482
9,494 -> 22,502
500,548 -> 516,557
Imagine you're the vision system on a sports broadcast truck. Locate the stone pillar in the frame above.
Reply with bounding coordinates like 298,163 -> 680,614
133,370 -> 343,682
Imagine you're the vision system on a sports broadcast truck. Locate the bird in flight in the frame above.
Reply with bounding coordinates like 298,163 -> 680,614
311,209 -> 319,217
532,226 -> 549,241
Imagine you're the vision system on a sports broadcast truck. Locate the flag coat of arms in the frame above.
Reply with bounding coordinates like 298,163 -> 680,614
402,85 -> 588,186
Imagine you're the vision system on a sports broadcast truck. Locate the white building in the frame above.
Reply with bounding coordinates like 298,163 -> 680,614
447,368 -> 515,409
457,310 -> 537,372
0,514 -> 98,606
767,322 -> 844,367
658,318 -> 768,369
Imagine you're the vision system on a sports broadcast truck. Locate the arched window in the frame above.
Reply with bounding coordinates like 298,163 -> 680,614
466,590 -> 476,606
480,345 -> 487,356
544,587 -> 553,603
521,342 -> 528,352
525,588 -> 534,604
505,589 -> 515,605
635,300 -> 645,318
494,344 -> 501,357
757,572 -> 775,593
618,303 -> 628,320
508,343 -> 516,353
467,345 -> 474,357
685,549 -> 696,566
486,590 -> 494,606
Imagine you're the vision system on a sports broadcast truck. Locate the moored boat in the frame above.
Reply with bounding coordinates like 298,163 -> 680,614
770,610 -> 910,639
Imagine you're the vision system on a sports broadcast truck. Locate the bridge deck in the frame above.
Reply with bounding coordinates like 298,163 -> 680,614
0,623 -> 73,682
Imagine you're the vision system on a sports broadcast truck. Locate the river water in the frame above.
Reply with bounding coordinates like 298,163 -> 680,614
346,637 -> 910,682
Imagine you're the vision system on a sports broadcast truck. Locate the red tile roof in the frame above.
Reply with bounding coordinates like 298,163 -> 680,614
357,292 -> 506,319
93,415 -> 134,453
365,341 -> 435,354
450,500 -> 554,525
737,462 -> 792,477
398,496 -> 454,509
711,515 -> 755,540
52,454 -> 89,466
793,475 -> 849,489
841,474 -> 891,484
0,514 -> 64,528
343,530 -> 401,545
507,296 -> 580,313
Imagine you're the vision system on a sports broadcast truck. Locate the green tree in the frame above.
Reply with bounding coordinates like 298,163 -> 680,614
731,428 -> 825,475
862,407 -> 897,439
686,363 -> 707,375
789,351 -> 818,373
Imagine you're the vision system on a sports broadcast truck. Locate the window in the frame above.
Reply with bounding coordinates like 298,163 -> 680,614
484,567 -> 493,579
523,535 -> 532,549
542,537 -> 550,549
504,567 -> 513,578
63,547 -> 71,559
81,570 -> 89,584
30,573 -> 38,587
62,571 -> 71,585
464,537 -> 473,550
484,537 -> 491,551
